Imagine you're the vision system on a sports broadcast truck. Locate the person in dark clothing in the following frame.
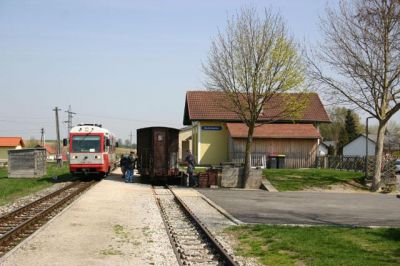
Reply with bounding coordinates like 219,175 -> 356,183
125,151 -> 135,183
131,151 -> 137,170
184,150 -> 197,187
120,155 -> 128,178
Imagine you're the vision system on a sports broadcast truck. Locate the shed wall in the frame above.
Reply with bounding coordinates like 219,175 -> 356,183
230,138 -> 318,168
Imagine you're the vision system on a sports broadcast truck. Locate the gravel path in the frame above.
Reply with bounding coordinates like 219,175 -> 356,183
1,171 -> 178,266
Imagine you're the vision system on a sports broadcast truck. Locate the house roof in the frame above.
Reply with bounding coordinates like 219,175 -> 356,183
226,123 -> 321,139
323,140 -> 337,147
347,134 -> 391,146
0,137 -> 24,147
183,91 -> 330,125
36,144 -> 57,154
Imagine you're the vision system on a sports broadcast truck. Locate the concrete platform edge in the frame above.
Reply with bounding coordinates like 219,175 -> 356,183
261,179 -> 278,192
199,194 -> 243,225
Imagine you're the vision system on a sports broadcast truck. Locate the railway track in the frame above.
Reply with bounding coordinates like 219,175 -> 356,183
0,181 -> 95,257
153,185 -> 239,266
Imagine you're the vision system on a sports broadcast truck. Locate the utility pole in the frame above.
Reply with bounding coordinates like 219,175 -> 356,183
53,107 -> 63,167
129,131 -> 133,149
40,128 -> 45,146
64,105 -> 76,134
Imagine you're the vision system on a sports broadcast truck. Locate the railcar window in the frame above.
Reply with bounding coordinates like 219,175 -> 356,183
157,134 -> 163,141
72,136 -> 101,153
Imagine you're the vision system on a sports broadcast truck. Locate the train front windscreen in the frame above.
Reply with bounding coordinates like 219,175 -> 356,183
71,135 -> 101,153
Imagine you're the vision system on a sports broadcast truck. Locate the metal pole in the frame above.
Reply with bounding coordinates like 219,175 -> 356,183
54,107 -> 63,167
64,105 -> 76,135
365,117 -> 373,179
40,128 -> 44,146
129,131 -> 133,149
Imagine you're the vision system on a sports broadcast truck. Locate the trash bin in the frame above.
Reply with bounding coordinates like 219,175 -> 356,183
277,155 -> 286,169
268,155 -> 278,169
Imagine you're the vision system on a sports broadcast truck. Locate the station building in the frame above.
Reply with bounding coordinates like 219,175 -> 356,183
182,91 -> 330,168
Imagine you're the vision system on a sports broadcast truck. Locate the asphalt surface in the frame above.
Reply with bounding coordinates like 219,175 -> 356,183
198,189 -> 400,227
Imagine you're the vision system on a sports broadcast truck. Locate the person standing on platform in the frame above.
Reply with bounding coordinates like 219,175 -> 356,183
185,150 -> 197,187
120,154 -> 127,179
125,152 -> 135,183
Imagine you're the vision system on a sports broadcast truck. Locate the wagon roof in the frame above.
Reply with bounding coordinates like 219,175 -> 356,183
226,123 -> 321,139
183,91 -> 330,125
0,137 -> 25,147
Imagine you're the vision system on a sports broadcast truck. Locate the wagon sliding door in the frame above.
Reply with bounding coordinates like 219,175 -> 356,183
153,129 -> 167,176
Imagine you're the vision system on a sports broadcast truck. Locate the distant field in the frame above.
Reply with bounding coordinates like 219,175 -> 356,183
227,225 -> 400,266
116,147 -> 136,156
0,163 -> 75,206
263,168 -> 366,191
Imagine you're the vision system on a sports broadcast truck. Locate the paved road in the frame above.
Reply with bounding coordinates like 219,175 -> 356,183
198,189 -> 400,227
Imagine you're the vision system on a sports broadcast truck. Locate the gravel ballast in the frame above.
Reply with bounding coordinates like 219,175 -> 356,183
0,181 -> 73,216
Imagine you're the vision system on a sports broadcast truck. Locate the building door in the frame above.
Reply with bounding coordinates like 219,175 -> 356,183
153,129 -> 166,175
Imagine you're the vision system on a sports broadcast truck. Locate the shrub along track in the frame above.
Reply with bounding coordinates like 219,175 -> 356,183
153,185 -> 238,266
0,180 -> 95,257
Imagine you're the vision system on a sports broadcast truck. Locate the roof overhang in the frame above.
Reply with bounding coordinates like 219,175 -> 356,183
226,123 -> 321,139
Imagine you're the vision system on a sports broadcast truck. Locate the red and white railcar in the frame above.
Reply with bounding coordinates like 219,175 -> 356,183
66,124 -> 117,177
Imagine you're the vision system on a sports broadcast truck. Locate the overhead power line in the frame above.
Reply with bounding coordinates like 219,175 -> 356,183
64,105 -> 76,134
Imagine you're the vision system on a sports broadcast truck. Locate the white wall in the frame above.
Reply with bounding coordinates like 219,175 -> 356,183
343,136 -> 375,156
318,144 -> 328,156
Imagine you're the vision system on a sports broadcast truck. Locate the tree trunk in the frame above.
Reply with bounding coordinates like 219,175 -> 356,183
243,124 -> 255,188
371,121 -> 387,191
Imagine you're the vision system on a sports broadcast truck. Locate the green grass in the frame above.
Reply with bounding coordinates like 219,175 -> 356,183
227,225 -> 400,266
263,168 -> 366,191
0,163 -> 74,206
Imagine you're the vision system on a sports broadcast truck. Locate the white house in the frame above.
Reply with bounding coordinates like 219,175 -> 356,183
318,142 -> 329,156
343,135 -> 377,156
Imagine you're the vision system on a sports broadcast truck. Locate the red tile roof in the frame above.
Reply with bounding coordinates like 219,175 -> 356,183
36,144 -> 57,154
183,91 -> 330,125
44,144 -> 57,154
0,137 -> 25,147
226,123 -> 321,139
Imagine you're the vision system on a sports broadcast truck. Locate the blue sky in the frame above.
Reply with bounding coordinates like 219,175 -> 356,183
0,0 -> 341,141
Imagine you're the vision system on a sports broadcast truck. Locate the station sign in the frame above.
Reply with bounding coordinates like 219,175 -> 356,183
201,126 -> 222,131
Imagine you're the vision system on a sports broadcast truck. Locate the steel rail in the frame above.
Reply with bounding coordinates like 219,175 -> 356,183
151,186 -> 184,266
0,181 -> 94,256
0,182 -> 78,224
166,185 -> 239,266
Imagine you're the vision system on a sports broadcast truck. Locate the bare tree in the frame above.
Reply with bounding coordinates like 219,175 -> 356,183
203,8 -> 305,185
308,0 -> 400,191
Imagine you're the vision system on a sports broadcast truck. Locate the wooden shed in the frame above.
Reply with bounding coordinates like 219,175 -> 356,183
8,148 -> 47,178
227,123 -> 321,168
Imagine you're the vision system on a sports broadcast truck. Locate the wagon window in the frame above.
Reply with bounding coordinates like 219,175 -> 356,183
157,134 -> 164,141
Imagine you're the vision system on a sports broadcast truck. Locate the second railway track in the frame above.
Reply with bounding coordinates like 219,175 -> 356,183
153,185 -> 238,266
0,180 -> 95,257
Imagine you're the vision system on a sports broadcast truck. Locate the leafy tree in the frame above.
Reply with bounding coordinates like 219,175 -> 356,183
345,109 -> 358,142
308,0 -> 400,190
203,7 -> 305,186
319,107 -> 363,142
